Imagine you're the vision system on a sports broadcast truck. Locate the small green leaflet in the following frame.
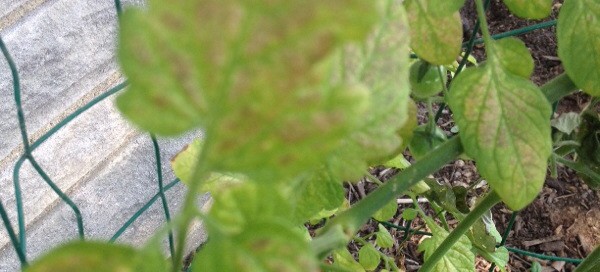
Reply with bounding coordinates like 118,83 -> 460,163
502,0 -> 552,19
24,241 -> 167,272
332,248 -> 365,272
419,216 -> 475,272
558,0 -> 600,96
192,220 -> 318,272
447,42 -> 552,210
530,261 -> 543,272
494,38 -> 534,78
476,246 -> 509,272
375,224 -> 394,249
171,139 -> 243,193
358,244 -> 381,271
372,199 -> 398,222
405,0 -> 463,65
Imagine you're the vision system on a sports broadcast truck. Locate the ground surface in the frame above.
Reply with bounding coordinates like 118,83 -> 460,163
342,1 -> 599,271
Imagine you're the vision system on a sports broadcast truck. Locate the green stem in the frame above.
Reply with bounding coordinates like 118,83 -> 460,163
541,73 -> 578,104
554,155 -> 600,185
313,136 -> 463,258
419,192 -> 501,272
475,0 -> 493,53
172,135 -> 213,272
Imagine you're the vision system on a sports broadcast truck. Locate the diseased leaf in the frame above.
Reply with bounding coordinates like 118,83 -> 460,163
358,244 -> 380,271
375,224 -> 394,249
292,171 -> 345,224
193,219 -> 318,272
558,0 -> 600,96
494,38 -> 534,78
418,217 -> 475,272
447,55 -> 552,210
325,2 -> 411,181
405,0 -> 463,65
208,182 -> 293,234
502,0 -> 552,19
118,0 -> 382,181
25,241 -> 166,272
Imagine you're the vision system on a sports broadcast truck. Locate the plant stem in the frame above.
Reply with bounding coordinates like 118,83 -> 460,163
313,136 -> 463,258
475,0 -> 493,54
172,136 -> 213,272
541,73 -> 578,104
419,191 -> 501,272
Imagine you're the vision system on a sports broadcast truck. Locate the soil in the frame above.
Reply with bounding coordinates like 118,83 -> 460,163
341,1 -> 600,272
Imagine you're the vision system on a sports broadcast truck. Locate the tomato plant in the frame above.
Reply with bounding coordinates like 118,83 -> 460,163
25,0 -> 600,271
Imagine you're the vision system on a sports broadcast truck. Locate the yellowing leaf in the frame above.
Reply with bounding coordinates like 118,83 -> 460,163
428,0 -> 466,17
558,0 -> 600,96
326,2 -> 411,181
208,182 -> 293,235
193,220 -> 318,272
292,171 -> 345,224
503,0 -> 552,19
418,217 -> 475,272
447,57 -> 552,210
118,0 -> 383,182
171,139 -> 244,193
405,0 -> 463,65
494,38 -> 534,78
24,241 -> 166,272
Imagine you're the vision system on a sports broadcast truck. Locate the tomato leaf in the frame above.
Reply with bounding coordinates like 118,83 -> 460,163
419,216 -> 475,272
494,38 -> 534,78
428,0 -> 466,17
24,241 -> 166,272
558,0 -> 600,96
118,0 -> 382,182
192,220 -> 317,272
331,248 -> 364,272
375,224 -> 395,249
292,171 -> 345,224
324,1 -> 411,181
476,246 -> 509,272
448,54 -> 552,210
372,199 -> 398,222
358,244 -> 381,271
502,0 -> 552,19
405,0 -> 462,65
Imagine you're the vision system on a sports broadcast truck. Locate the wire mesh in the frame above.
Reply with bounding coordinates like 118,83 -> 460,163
0,0 -> 586,270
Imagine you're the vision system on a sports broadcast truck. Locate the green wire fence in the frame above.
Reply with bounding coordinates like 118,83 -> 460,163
0,0 -> 585,271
